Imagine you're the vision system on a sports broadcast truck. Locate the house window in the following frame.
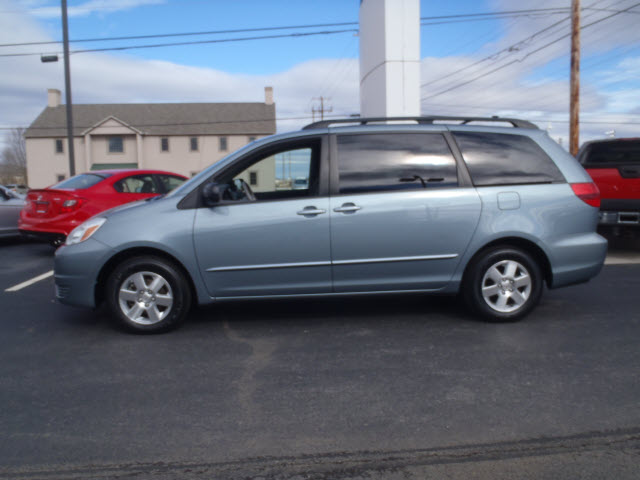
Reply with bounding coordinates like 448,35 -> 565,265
219,136 -> 228,151
190,137 -> 198,151
108,136 -> 124,153
191,171 -> 199,177
248,136 -> 256,143
56,174 -> 66,182
161,137 -> 169,152
249,171 -> 258,186
55,139 -> 64,154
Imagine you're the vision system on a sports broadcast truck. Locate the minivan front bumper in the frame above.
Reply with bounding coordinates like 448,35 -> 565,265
54,238 -> 114,308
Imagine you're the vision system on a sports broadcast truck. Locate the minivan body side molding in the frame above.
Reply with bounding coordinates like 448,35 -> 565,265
206,260 -> 331,272
332,254 -> 458,265
205,253 -> 459,272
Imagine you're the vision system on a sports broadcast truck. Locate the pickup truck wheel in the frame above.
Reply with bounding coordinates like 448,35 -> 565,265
106,256 -> 191,333
463,247 -> 542,323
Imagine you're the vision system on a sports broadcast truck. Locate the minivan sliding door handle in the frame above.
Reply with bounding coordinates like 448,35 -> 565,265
333,203 -> 362,213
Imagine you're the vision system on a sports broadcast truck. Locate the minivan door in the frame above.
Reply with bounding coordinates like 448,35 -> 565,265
329,132 -> 481,292
193,137 -> 332,298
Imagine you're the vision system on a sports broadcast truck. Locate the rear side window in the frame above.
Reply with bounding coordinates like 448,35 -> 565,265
453,132 -> 565,186
113,175 -> 158,194
579,141 -> 640,167
337,133 -> 458,194
52,174 -> 107,190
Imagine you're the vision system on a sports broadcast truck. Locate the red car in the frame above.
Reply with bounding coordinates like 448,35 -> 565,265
19,169 -> 187,245
577,138 -> 640,232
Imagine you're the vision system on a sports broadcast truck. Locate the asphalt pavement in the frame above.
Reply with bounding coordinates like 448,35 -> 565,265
0,233 -> 639,479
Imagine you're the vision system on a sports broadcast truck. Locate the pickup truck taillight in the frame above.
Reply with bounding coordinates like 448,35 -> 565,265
571,182 -> 600,208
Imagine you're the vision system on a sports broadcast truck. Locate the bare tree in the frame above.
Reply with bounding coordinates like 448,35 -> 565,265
0,127 -> 27,184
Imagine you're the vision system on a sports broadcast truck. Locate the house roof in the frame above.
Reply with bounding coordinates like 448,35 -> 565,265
25,102 -> 276,138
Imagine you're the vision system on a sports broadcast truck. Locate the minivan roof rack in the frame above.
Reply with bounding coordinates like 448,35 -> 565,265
302,116 -> 539,130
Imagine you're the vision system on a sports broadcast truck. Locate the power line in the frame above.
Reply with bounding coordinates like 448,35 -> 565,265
419,0 -> 631,91
420,0 -> 633,113
421,2 -> 640,102
1,5 -> 637,53
2,6 -> 636,60
0,113 -> 344,132
0,8 -> 579,49
420,16 -> 572,89
5,114 -> 640,133
0,29 -> 359,58
419,12 -> 570,27
0,22 -> 361,48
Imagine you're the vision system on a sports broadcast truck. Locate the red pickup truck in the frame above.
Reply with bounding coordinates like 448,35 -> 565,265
577,138 -> 640,232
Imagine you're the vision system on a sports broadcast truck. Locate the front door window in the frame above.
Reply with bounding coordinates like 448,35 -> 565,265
216,141 -> 321,203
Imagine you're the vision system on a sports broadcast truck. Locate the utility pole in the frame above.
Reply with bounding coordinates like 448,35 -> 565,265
312,96 -> 332,121
569,0 -> 580,156
61,0 -> 75,176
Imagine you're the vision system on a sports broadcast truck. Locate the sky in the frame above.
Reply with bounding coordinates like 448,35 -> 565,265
1,0 -> 639,150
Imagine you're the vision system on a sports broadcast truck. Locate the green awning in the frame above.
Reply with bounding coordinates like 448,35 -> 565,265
91,163 -> 138,171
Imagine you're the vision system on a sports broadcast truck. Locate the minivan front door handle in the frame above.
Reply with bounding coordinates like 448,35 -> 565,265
333,203 -> 362,214
297,206 -> 326,217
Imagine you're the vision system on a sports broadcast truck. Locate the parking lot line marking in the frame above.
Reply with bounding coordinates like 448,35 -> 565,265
5,270 -> 54,292
605,254 -> 640,265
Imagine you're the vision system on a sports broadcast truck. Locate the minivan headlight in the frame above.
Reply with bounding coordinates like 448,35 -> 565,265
66,217 -> 106,245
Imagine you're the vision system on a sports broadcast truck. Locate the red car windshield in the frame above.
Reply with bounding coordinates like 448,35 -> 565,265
51,173 -> 110,190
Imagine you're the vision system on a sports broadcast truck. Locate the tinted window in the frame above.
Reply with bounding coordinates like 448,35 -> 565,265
337,133 -> 458,194
579,140 -> 640,167
158,175 -> 185,192
52,174 -> 107,190
113,175 -> 158,194
453,132 -> 565,186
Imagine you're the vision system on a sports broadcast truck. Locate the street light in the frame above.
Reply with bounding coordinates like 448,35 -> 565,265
40,1 -> 75,177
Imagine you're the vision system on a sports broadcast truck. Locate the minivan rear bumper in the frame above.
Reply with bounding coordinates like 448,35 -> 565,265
548,232 -> 608,289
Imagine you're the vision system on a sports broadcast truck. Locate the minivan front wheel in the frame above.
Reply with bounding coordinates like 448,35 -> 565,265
106,256 -> 191,333
463,247 -> 542,322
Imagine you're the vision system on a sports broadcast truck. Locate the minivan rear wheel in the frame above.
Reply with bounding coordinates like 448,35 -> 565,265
106,256 -> 191,333
463,246 -> 542,322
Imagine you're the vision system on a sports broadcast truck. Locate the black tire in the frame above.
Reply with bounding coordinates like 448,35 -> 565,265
462,246 -> 543,323
106,256 -> 192,333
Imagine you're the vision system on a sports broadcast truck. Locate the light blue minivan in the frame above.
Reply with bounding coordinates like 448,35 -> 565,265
54,117 -> 607,333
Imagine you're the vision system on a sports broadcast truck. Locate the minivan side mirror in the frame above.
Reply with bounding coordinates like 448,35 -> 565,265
201,182 -> 226,206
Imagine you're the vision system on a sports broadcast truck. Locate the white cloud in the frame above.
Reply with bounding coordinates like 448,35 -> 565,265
28,0 -> 166,18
